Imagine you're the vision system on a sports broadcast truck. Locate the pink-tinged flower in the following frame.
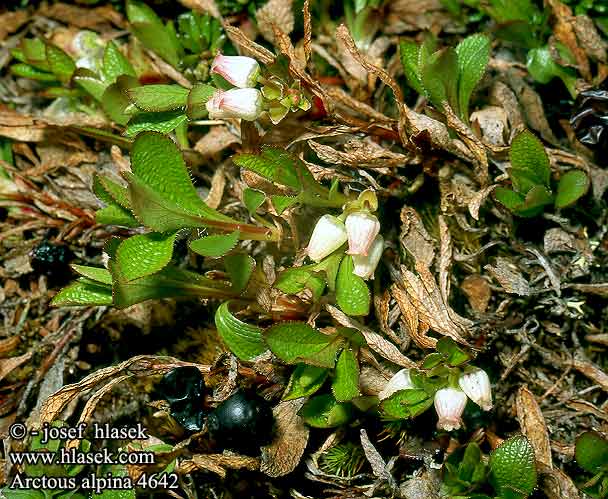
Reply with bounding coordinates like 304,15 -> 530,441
459,369 -> 493,411
345,211 -> 380,256
206,88 -> 263,121
378,368 -> 414,400
352,235 -> 383,280
434,387 -> 467,431
211,54 -> 260,88
306,214 -> 347,262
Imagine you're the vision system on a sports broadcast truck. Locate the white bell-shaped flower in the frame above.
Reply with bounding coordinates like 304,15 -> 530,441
306,214 -> 347,262
345,211 -> 380,256
352,235 -> 383,280
458,369 -> 492,411
378,369 -> 414,400
211,54 -> 260,88
206,88 -> 263,121
434,387 -> 467,431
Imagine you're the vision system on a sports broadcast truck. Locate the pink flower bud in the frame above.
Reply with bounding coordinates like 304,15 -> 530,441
206,88 -> 263,121
352,235 -> 383,280
211,54 -> 260,88
378,368 -> 414,400
434,387 -> 467,431
345,211 -> 380,256
306,214 -> 347,262
458,369 -> 492,411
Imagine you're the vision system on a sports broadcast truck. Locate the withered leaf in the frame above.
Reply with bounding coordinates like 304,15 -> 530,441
485,257 -> 531,296
516,386 -> 552,469
260,399 -> 309,477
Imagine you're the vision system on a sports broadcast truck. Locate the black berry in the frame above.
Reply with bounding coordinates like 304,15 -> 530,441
207,391 -> 274,454
570,81 -> 608,165
158,366 -> 206,432
30,241 -> 74,279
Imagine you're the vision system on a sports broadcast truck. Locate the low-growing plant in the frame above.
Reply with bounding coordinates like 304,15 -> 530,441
399,33 -> 490,122
495,130 -> 589,217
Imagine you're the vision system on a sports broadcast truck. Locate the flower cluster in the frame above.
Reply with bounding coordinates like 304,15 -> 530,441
206,54 -> 263,121
306,209 -> 383,280
379,368 -> 493,431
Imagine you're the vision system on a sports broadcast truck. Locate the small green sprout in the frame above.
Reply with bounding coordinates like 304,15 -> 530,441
575,431 -> 608,498
495,130 -> 590,217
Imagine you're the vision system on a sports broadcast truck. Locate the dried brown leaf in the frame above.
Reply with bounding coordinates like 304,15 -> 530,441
326,305 -> 417,368
40,356 -> 209,424
186,454 -> 259,478
38,3 -> 124,29
256,0 -> 294,43
485,257 -> 531,296
335,24 -> 403,104
572,15 -> 607,62
308,139 -> 407,169
194,126 -> 240,157
461,275 -> 491,314
539,464 -> 581,499
516,386 -> 552,468
302,0 -> 312,62
399,207 -> 435,267
0,11 -> 29,42
391,283 -> 436,349
260,399 -> 309,477
0,352 -> 32,383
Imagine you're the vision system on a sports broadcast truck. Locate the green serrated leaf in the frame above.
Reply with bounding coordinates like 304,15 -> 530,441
436,337 -> 471,366
233,147 -> 315,192
45,43 -> 76,83
73,68 -> 107,101
264,322 -> 343,368
526,46 -> 577,98
271,194 -> 299,214
379,388 -> 434,420
243,188 -> 266,214
298,394 -> 353,428
399,40 -> 425,95
332,348 -> 360,402
51,278 -> 113,307
455,34 -> 490,121
96,204 -> 139,227
11,63 -> 56,81
114,232 -> 177,282
94,174 -> 132,209
274,267 -> 314,295
187,83 -> 217,119
555,170 -> 589,209
129,132 -> 235,222
420,47 -> 459,113
130,22 -> 181,68
128,85 -> 189,112
110,265 -> 229,308
126,0 -> 181,67
190,230 -> 240,258
21,38 -> 49,70
509,130 -> 551,193
336,255 -> 370,316
71,265 -> 112,285
575,432 -> 608,474
489,435 -> 537,497
516,184 -> 553,218
495,187 -> 525,211
224,253 -> 254,293
214,301 -> 266,360
283,364 -> 329,401
102,75 -> 139,126
103,41 -> 136,83
124,111 -> 188,137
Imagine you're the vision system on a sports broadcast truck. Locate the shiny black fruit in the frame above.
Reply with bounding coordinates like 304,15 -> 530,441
30,241 -> 73,278
570,81 -> 608,164
207,391 -> 274,453
158,366 -> 206,432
